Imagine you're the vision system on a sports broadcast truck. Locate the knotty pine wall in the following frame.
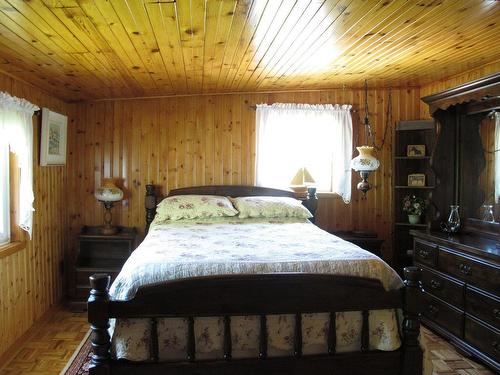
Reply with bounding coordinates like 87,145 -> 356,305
67,88 -> 422,264
0,72 -> 70,357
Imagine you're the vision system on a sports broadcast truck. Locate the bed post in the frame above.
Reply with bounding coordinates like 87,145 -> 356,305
402,266 -> 422,375
145,184 -> 157,234
88,274 -> 111,375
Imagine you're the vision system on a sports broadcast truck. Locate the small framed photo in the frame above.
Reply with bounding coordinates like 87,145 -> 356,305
407,144 -> 426,157
408,173 -> 426,187
40,108 -> 68,166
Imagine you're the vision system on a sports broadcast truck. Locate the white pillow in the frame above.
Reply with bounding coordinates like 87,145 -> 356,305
156,195 -> 238,221
230,196 -> 312,219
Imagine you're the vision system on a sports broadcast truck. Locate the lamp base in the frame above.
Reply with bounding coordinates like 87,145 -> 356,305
357,171 -> 372,194
100,201 -> 118,235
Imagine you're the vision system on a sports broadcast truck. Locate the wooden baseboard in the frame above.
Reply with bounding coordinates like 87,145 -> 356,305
0,304 -> 61,368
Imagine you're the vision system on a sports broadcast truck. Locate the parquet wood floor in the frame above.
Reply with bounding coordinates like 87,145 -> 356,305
0,307 -> 88,375
0,306 -> 495,374
421,327 -> 494,375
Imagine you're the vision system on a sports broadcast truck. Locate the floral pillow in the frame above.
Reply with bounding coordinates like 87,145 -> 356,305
231,196 -> 312,219
156,195 -> 238,221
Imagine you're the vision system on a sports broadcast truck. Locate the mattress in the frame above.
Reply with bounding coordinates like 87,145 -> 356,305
109,216 -> 403,361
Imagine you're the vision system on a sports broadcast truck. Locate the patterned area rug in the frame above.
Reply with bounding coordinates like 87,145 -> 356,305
61,327 -> 494,375
60,331 -> 91,375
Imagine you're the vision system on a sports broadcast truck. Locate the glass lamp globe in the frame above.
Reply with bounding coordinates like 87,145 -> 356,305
350,146 -> 380,194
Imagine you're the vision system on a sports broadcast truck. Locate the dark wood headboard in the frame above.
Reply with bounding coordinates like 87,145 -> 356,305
145,185 -> 318,233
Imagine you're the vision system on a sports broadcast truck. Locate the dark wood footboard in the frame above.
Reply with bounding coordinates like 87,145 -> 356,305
87,267 -> 422,375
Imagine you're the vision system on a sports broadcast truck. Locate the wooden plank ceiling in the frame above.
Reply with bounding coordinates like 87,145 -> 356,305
0,0 -> 499,101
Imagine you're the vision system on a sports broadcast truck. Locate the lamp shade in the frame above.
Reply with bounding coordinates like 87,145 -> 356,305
290,167 -> 316,187
95,179 -> 124,202
350,146 -> 380,172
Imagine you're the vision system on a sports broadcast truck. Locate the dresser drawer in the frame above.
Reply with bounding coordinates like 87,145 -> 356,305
466,287 -> 500,330
438,248 -> 500,294
421,267 -> 464,308
414,239 -> 438,267
420,292 -> 464,338
465,316 -> 500,363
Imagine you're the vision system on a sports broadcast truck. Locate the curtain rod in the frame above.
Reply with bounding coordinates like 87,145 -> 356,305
249,104 -> 357,112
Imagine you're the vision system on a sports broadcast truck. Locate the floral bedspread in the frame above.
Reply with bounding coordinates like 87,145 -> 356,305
109,217 -> 403,361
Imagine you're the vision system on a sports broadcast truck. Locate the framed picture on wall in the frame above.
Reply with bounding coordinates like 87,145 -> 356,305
40,108 -> 68,166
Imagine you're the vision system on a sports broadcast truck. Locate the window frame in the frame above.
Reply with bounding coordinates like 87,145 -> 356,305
255,104 -> 353,202
0,150 -> 25,258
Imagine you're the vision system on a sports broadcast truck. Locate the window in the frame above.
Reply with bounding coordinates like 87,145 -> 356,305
255,103 -> 353,202
0,91 -> 38,248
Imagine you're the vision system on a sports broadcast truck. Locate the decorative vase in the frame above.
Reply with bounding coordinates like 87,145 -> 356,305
482,204 -> 495,222
408,214 -> 420,224
447,205 -> 460,232
441,205 -> 460,234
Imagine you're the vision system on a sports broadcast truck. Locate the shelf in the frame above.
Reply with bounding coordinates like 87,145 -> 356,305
395,186 -> 435,189
395,120 -> 435,131
76,257 -> 125,270
395,222 -> 428,227
394,156 -> 431,160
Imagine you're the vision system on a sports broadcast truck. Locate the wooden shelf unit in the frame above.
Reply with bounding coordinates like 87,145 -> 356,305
393,120 -> 437,274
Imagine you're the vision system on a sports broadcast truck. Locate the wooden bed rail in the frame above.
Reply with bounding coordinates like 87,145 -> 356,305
144,184 -> 319,234
88,267 -> 422,375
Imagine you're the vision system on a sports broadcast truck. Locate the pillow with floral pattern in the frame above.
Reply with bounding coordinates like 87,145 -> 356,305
156,195 -> 238,221
231,196 -> 312,219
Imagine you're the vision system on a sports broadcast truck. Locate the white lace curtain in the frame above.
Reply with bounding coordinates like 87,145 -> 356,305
0,91 -> 39,238
255,103 -> 353,203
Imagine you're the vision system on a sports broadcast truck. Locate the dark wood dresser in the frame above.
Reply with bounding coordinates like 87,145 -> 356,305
69,226 -> 138,310
411,230 -> 499,371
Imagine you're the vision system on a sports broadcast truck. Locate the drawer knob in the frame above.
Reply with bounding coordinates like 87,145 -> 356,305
430,279 -> 442,290
418,249 -> 430,259
457,263 -> 471,275
493,341 -> 500,352
494,308 -> 500,320
428,304 -> 439,317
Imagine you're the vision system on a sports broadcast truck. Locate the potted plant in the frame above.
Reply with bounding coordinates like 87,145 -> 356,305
403,195 -> 426,224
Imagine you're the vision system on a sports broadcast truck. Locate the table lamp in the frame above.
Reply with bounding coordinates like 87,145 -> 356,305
290,167 -> 316,198
94,178 -> 124,235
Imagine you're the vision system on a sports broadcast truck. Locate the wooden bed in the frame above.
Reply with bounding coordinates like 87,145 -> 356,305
88,185 -> 422,375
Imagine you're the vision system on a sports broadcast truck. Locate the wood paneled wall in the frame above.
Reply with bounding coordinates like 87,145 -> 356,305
67,87 -> 422,264
0,72 -> 69,358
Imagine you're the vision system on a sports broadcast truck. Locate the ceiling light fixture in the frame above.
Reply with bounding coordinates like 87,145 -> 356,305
350,79 -> 380,194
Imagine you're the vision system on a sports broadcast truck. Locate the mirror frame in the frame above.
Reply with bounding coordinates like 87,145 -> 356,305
422,73 -> 500,238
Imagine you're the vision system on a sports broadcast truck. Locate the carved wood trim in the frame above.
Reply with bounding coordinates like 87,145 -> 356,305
422,73 -> 500,114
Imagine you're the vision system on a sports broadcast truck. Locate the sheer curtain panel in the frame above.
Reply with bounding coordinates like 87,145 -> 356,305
255,103 -> 352,203
0,138 -> 8,244
0,92 -> 39,239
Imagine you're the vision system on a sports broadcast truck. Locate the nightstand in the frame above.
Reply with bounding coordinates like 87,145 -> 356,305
69,226 -> 138,310
329,230 -> 384,257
